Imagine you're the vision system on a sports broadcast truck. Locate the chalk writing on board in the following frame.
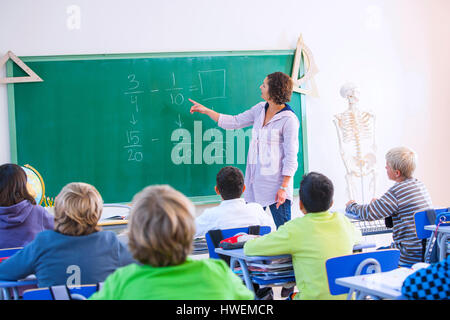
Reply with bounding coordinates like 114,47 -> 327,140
170,93 -> 185,105
130,113 -> 137,125
123,70 -> 228,148
144,70 -> 226,107
123,74 -> 144,162
166,72 -> 185,106
124,90 -> 144,95
198,69 -> 226,101
127,74 -> 140,90
175,114 -> 183,128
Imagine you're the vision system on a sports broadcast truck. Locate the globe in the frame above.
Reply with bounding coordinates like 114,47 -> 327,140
21,164 -> 45,206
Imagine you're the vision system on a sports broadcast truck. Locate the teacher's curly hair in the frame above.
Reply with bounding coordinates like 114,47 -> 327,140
267,72 -> 293,105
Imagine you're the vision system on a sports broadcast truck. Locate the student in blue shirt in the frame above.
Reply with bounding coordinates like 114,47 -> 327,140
0,182 -> 135,287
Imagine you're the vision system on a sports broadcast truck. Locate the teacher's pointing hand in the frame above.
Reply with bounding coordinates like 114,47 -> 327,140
188,99 -> 220,122
189,99 -> 208,114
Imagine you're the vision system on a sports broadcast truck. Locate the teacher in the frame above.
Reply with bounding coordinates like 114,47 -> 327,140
189,71 -> 299,228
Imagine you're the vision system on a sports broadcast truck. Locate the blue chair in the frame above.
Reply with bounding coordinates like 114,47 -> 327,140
0,277 -> 38,300
23,283 -> 104,300
0,247 -> 38,300
205,226 -> 271,259
414,208 -> 449,239
0,247 -> 23,262
414,208 -> 449,262
325,249 -> 400,300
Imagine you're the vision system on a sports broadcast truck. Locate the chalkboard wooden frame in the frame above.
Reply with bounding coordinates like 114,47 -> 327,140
6,50 -> 308,205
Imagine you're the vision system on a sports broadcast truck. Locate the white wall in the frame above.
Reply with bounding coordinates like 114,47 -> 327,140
1,0 -> 449,214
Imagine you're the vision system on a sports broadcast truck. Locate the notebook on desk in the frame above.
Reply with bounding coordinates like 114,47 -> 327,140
361,263 -> 429,291
102,215 -> 127,220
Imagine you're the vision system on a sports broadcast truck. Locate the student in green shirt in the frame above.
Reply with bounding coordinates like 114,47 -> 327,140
244,172 -> 362,300
90,185 -> 253,300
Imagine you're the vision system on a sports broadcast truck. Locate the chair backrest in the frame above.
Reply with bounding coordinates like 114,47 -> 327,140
22,283 -> 103,300
0,247 -> 23,263
325,249 -> 400,296
414,208 -> 449,239
205,226 -> 271,259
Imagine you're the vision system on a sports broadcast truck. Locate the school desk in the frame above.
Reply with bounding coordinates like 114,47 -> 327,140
214,248 -> 295,293
424,225 -> 450,261
0,275 -> 37,300
97,220 -> 128,233
334,267 -> 417,300
215,242 -> 376,294
344,211 -> 393,236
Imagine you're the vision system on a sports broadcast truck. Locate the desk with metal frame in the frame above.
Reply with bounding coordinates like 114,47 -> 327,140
424,225 -> 450,261
344,212 -> 393,236
214,248 -> 294,293
215,242 -> 376,294
335,269 -> 409,300
98,219 -> 128,233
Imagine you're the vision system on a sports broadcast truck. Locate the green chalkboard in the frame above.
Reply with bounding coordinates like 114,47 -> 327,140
7,51 -> 308,204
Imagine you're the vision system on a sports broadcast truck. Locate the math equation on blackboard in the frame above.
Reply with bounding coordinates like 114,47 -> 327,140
121,69 -> 227,163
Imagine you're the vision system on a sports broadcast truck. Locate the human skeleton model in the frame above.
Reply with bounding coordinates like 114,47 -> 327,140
333,83 -> 377,203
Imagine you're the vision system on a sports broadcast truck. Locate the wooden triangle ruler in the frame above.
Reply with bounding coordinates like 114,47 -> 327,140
291,35 -> 319,97
0,51 -> 43,84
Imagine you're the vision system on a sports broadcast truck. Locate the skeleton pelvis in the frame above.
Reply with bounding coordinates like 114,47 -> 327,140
348,153 -> 376,175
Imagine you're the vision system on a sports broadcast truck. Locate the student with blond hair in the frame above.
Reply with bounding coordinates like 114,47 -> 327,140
90,185 -> 254,300
0,182 -> 135,287
346,146 -> 433,266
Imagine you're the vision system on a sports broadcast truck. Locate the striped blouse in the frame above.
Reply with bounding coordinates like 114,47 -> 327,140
346,178 -> 433,266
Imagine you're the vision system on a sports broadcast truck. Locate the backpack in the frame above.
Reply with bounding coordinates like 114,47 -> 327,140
208,225 -> 261,265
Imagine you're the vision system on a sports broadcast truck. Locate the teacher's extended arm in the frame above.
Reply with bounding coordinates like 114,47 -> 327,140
189,99 -> 260,129
189,99 -> 220,122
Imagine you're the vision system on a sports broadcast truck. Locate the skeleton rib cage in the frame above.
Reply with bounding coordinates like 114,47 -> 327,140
336,109 -> 374,167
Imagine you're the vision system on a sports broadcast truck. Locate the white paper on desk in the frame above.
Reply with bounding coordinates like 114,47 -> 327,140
363,268 -> 415,291
100,206 -> 130,221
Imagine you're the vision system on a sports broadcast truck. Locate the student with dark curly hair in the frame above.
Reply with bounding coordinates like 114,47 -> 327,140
189,72 -> 299,229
